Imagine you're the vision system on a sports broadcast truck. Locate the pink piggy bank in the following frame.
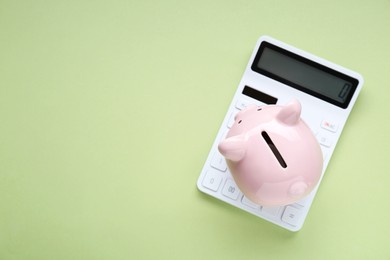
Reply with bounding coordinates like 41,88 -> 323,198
218,100 -> 323,206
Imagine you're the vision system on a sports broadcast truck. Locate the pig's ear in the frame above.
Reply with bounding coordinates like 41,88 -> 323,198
277,99 -> 301,125
218,135 -> 247,162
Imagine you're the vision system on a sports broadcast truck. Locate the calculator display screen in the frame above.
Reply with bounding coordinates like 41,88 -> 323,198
251,42 -> 359,108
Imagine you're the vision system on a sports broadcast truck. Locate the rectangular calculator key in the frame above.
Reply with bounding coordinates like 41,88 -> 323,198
197,35 -> 363,231
262,206 -> 281,217
317,134 -> 333,148
202,170 -> 223,192
295,195 -> 311,207
235,98 -> 250,110
222,179 -> 240,200
282,206 -> 302,227
321,120 -> 339,133
227,111 -> 238,128
210,152 -> 227,172
241,196 -> 261,209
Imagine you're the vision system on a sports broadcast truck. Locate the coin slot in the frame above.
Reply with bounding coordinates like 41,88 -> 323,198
261,131 -> 287,168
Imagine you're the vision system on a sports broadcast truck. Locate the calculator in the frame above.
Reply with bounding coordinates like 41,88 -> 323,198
197,35 -> 363,231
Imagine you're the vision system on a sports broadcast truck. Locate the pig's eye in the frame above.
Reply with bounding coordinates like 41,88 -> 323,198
238,120 -> 242,124
257,108 -> 262,111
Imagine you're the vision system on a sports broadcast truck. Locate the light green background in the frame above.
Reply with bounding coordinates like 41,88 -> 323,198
1,0 -> 389,259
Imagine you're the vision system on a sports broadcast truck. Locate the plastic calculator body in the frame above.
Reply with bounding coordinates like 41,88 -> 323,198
197,36 -> 363,231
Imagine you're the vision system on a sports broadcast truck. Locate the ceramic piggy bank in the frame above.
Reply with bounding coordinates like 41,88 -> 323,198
218,100 -> 323,206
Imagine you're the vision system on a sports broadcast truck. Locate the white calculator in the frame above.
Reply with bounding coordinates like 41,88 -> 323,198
197,35 -> 363,231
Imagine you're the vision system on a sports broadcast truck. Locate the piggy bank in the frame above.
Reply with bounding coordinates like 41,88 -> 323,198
218,100 -> 323,206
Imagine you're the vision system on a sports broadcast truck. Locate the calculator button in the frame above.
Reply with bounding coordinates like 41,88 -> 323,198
321,120 -> 338,133
241,196 -> 261,209
222,179 -> 240,200
227,112 -> 236,128
317,135 -> 332,148
321,148 -> 329,161
219,130 -> 228,141
202,170 -> 223,191
235,98 -> 250,110
295,195 -> 310,207
282,206 -> 302,227
210,152 -> 227,172
262,206 -> 281,217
